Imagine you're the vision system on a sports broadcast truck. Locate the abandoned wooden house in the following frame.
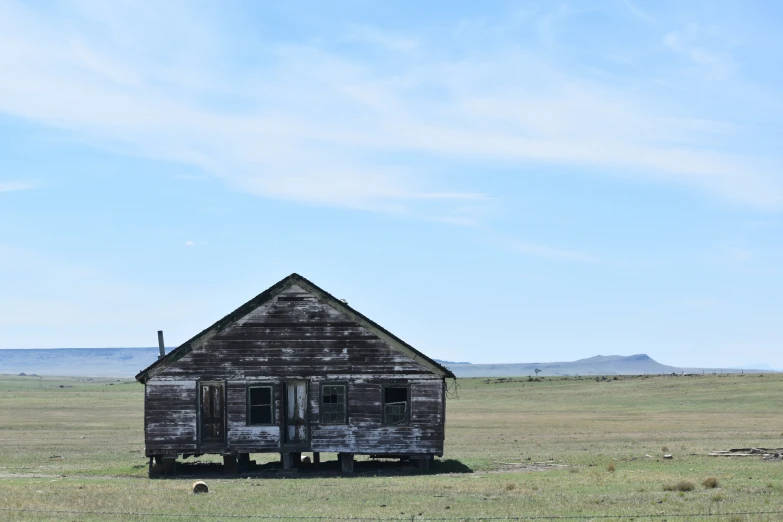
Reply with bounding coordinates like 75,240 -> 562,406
135,273 -> 455,476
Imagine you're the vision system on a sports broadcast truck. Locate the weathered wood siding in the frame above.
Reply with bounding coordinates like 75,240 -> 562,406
226,381 -> 281,453
145,381 -> 197,455
309,377 -> 444,454
145,284 -> 446,456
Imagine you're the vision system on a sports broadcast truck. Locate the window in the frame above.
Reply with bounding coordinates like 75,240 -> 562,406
320,383 -> 347,424
200,383 -> 224,442
383,386 -> 409,425
247,385 -> 274,425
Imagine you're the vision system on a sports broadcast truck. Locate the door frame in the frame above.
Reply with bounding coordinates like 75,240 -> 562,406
197,381 -> 227,448
282,379 -> 310,448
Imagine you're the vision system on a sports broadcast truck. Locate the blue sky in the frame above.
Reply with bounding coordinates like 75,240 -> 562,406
1,0 -> 781,368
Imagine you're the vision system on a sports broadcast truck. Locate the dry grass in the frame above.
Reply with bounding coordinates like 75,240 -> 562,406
1,373 -> 783,520
702,476 -> 720,489
663,480 -> 695,492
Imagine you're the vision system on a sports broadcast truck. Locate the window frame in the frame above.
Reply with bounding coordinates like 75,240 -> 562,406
319,381 -> 348,425
381,383 -> 411,426
246,383 -> 276,426
198,380 -> 226,444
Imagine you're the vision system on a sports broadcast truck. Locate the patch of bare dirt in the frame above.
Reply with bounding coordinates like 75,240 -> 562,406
484,460 -> 570,474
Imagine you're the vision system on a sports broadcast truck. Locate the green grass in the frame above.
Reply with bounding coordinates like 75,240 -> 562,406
1,373 -> 782,520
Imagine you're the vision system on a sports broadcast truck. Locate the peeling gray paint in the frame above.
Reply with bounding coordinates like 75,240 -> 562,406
143,283 -> 448,459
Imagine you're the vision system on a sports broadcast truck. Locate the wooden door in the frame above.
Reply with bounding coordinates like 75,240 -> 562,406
200,383 -> 225,444
285,380 -> 308,443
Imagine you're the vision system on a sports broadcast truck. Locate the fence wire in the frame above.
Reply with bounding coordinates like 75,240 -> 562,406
2,507 -> 783,520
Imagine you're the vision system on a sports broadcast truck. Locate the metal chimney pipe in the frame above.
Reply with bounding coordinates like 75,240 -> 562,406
157,330 -> 165,359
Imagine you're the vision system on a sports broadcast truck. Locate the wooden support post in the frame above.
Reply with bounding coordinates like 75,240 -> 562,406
312,452 -> 320,464
339,452 -> 354,475
162,457 -> 177,476
223,454 -> 238,475
282,452 -> 296,470
238,453 -> 250,473
413,455 -> 432,471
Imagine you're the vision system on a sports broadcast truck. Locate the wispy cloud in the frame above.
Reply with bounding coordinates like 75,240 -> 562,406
508,239 -> 599,263
731,248 -> 753,262
663,24 -> 733,72
617,0 -> 656,25
0,181 -> 36,193
343,25 -> 418,52
684,296 -> 728,311
0,0 -> 780,220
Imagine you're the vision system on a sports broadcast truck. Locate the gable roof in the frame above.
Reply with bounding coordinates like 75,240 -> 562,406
135,273 -> 455,383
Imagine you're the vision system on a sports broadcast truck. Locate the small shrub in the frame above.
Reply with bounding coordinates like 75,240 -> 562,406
505,483 -> 516,491
606,461 -> 616,473
663,480 -> 695,492
661,446 -> 669,452
702,476 -> 719,489
711,493 -> 724,502
678,480 -> 695,492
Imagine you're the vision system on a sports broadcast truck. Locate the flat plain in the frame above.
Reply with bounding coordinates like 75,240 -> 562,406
0,373 -> 782,521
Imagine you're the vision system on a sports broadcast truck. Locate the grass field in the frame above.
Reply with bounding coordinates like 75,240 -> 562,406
1,373 -> 782,521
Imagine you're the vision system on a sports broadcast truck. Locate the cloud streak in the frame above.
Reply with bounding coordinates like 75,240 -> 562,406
0,0 -> 780,219
507,239 -> 599,264
0,181 -> 36,193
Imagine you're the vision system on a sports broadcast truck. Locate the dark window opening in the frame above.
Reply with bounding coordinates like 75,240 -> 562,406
200,383 -> 224,442
321,384 -> 347,424
248,386 -> 274,425
383,386 -> 409,425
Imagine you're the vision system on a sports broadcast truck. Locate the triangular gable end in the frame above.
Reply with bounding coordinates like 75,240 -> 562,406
135,273 -> 455,383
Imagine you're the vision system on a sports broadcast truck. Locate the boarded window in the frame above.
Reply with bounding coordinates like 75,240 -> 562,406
321,384 -> 347,424
248,386 -> 274,425
383,386 -> 409,425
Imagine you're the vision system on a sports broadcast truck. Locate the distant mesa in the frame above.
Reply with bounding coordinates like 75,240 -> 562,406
1,348 -> 163,378
0,349 -> 776,378
433,353 -> 774,378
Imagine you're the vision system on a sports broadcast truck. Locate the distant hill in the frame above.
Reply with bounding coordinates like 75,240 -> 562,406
0,348 -> 160,378
434,354 -> 773,377
0,349 -> 774,378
